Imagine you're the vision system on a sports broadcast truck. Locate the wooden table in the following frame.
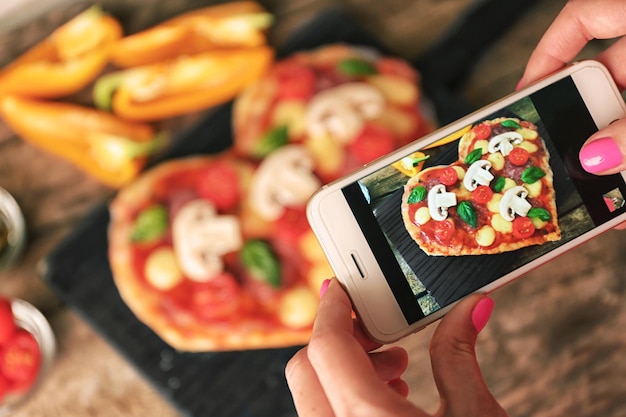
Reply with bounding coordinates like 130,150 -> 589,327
1,0 -> 625,416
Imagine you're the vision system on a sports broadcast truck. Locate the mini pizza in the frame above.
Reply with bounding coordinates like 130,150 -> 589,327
233,44 -> 433,183
108,155 -> 332,351
401,117 -> 561,256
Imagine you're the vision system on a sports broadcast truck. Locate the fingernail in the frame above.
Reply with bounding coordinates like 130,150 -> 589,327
579,137 -> 623,174
471,297 -> 494,334
320,279 -> 331,297
515,78 -> 524,91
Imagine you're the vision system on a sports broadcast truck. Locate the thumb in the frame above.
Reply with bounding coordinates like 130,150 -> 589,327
579,118 -> 626,175
429,295 -> 507,417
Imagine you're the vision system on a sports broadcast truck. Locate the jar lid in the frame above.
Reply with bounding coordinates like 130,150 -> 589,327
0,187 -> 26,270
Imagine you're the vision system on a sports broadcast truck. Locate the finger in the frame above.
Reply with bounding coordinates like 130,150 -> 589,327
387,378 -> 410,399
596,36 -> 626,89
615,220 -> 626,230
353,317 -> 384,352
369,346 -> 409,382
286,347 -> 335,417
520,0 -> 626,88
430,295 -> 507,417
579,118 -> 626,175
307,279 -> 424,416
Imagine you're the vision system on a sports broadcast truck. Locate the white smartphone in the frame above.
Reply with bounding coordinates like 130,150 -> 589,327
307,60 -> 626,343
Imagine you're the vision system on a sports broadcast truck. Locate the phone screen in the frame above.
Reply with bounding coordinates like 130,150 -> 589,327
341,76 -> 626,324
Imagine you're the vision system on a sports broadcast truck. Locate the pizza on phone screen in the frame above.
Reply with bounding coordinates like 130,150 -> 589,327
233,43 -> 433,183
108,155 -> 331,351
401,117 -> 561,256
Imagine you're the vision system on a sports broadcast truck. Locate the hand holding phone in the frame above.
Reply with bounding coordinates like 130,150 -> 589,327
307,61 -> 626,343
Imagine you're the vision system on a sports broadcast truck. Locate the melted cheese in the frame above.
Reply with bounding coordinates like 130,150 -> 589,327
414,206 -> 431,225
488,152 -> 505,170
145,248 -> 184,290
526,180 -> 542,198
487,194 -> 502,213
491,213 -> 513,233
279,287 -> 318,328
518,141 -> 538,153
476,226 -> 496,247
518,127 -> 539,140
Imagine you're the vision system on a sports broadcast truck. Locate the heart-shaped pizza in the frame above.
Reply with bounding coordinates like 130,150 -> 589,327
401,117 -> 561,256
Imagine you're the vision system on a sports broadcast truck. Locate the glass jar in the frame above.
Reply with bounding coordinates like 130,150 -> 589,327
0,187 -> 26,270
0,299 -> 56,415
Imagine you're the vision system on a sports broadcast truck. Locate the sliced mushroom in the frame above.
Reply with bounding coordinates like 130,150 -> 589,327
306,82 -> 385,143
463,160 -> 494,191
428,184 -> 457,221
172,199 -> 243,282
250,145 -> 322,221
487,132 -> 523,156
499,185 -> 532,221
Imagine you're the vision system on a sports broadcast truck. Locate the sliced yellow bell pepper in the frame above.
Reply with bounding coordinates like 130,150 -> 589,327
0,6 -> 123,98
110,1 -> 273,68
0,95 -> 168,188
94,46 -> 274,121
392,152 -> 430,177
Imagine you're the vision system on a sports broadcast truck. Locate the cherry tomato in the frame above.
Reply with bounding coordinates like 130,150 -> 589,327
348,124 -> 396,164
0,373 -> 9,401
439,167 -> 458,186
434,220 -> 456,244
275,207 -> 310,245
473,123 -> 492,140
512,217 -> 536,239
191,273 -> 241,321
472,185 -> 493,204
275,64 -> 317,101
0,329 -> 40,387
509,147 -> 530,166
0,298 -> 15,345
196,161 -> 241,211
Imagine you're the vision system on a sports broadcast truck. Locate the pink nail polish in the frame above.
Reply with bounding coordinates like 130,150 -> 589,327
515,78 -> 524,91
471,297 -> 494,334
579,137 -> 623,174
320,279 -> 331,297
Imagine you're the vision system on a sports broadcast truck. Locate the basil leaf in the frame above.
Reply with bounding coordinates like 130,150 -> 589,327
407,186 -> 426,204
501,119 -> 522,130
337,58 -> 378,76
528,207 -> 551,221
521,166 -> 546,184
492,176 -> 506,193
240,239 -> 281,288
131,205 -> 168,243
254,125 -> 288,158
457,200 -> 477,228
464,148 -> 484,165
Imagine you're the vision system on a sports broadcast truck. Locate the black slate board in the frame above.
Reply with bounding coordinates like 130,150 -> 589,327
42,3 -> 541,417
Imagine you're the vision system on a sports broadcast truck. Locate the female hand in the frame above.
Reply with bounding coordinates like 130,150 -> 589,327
518,0 -> 626,176
286,279 -> 508,417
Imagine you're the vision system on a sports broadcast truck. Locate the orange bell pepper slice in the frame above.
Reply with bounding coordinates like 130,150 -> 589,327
0,7 -> 122,98
110,1 -> 273,68
94,46 -> 274,121
0,95 -> 168,188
